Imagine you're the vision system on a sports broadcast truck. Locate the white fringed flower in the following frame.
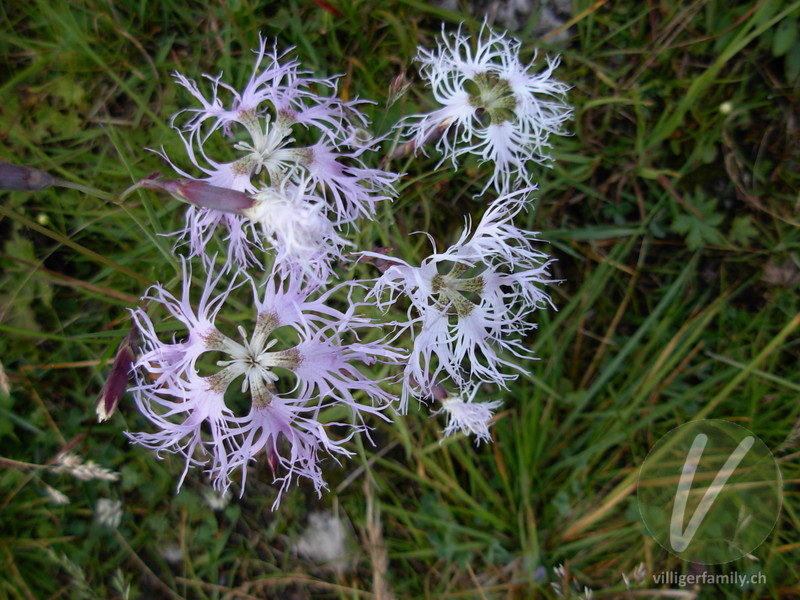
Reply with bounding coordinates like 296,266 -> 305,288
365,187 -> 555,408
243,177 -> 349,282
406,21 -> 572,194
435,384 -> 502,444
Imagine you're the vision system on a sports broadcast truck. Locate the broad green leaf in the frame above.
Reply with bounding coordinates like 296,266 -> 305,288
729,215 -> 759,247
773,17 -> 798,56
786,40 -> 800,82
670,195 -> 726,250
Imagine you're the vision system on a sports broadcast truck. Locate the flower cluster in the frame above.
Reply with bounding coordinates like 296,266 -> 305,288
119,23 -> 569,501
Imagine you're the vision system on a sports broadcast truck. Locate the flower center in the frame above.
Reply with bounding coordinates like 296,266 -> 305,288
231,110 -> 305,184
431,263 -> 485,318
468,72 -> 517,125
205,315 -> 302,408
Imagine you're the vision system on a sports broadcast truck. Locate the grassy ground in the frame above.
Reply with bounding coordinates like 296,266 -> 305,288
1,0 -> 799,598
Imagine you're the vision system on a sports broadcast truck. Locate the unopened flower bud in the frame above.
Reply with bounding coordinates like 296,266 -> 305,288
358,247 -> 395,273
266,447 -> 280,478
431,382 -> 449,402
0,162 -> 55,191
390,118 -> 450,159
97,325 -> 138,422
140,178 -> 254,214
388,71 -> 412,107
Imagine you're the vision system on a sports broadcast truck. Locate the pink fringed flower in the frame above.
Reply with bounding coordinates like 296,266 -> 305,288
129,261 -> 399,505
160,35 -> 398,270
405,21 -> 572,194
364,188 -> 555,408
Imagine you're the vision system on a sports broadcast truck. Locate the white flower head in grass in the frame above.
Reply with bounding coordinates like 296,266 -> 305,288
365,187 -> 555,408
128,261 -> 399,505
43,484 -> 70,506
95,499 -> 123,529
435,384 -> 502,444
203,488 -> 231,511
49,452 -> 120,482
406,21 -> 572,193
161,35 -> 398,268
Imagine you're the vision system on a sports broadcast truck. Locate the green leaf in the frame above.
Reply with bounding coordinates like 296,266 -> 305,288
729,215 -> 759,247
51,75 -> 87,107
0,231 -> 55,331
772,17 -> 798,57
670,195 -> 727,250
701,143 -> 718,164
0,391 -> 16,440
786,40 -> 800,83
